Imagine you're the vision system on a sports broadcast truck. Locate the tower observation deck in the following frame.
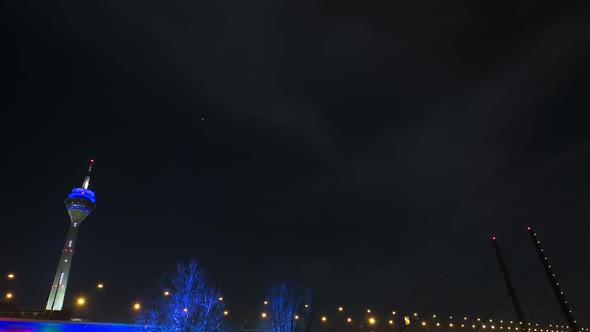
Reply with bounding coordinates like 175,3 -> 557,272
46,160 -> 96,311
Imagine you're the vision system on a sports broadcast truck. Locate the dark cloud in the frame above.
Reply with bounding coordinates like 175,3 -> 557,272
3,0 -> 590,325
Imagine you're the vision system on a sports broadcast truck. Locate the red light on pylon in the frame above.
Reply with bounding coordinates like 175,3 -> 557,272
526,226 -> 531,231
90,159 -> 95,163
492,236 -> 496,240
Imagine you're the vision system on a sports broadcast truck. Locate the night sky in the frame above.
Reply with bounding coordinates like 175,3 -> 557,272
3,0 -> 590,327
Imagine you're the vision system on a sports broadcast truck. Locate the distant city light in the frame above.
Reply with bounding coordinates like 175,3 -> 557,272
321,316 -> 327,322
218,297 -> 223,301
5,293 -> 13,299
392,311 -> 396,315
261,313 -> 267,318
264,301 -> 268,305
134,303 -> 141,310
7,273 -> 14,279
295,315 -> 299,320
183,308 -> 188,313
389,320 -> 394,325
77,297 -> 85,306
338,307 -> 343,312
164,291 -> 170,296
368,318 -> 376,325
347,318 -> 352,323
97,283 -> 104,289
223,311 -> 229,316
367,309 -> 371,313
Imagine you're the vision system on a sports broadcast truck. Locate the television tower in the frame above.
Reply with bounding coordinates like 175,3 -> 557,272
46,160 -> 97,311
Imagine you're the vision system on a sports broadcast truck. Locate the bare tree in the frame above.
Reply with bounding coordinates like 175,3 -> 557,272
259,280 -> 312,332
137,259 -> 227,332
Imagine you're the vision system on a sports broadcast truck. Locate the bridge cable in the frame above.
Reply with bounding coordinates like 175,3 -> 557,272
393,269 -> 488,332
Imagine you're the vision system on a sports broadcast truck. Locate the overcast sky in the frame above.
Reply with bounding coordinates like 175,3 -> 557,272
2,0 -> 590,326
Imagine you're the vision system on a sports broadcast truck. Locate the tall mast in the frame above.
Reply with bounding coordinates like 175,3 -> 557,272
82,159 -> 94,189
491,236 -> 528,332
526,227 -> 579,332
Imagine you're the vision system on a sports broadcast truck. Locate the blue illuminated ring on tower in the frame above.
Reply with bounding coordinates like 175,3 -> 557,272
67,188 -> 96,203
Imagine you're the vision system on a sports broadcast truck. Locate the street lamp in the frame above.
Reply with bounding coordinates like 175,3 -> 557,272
5,293 -> 13,300
338,307 -> 343,312
133,303 -> 141,311
261,313 -> 267,318
321,316 -> 327,323
369,318 -> 376,325
77,297 -> 86,306
97,283 -> 104,289
164,291 -> 170,296
347,318 -> 352,323
7,273 -> 14,279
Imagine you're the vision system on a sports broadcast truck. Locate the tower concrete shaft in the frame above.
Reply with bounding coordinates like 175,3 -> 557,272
46,160 -> 96,311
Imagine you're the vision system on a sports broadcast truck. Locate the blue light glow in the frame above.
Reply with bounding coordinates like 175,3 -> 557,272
67,188 -> 96,203
0,318 -> 141,332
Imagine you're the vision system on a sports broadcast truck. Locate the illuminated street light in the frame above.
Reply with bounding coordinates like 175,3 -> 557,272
218,297 -> 223,301
304,304 -> 308,308
264,301 -> 268,305
77,297 -> 86,306
367,309 -> 371,313
389,320 -> 394,325
97,283 -> 104,289
5,293 -> 13,299
223,311 -> 229,316
295,315 -> 299,320
7,273 -> 14,279
321,316 -> 327,322
347,318 -> 352,323
338,307 -> 343,312
183,308 -> 188,313
422,322 -> 427,327
261,313 -> 267,318
164,291 -> 170,296
392,311 -> 396,315
369,318 -> 376,325
133,303 -> 141,310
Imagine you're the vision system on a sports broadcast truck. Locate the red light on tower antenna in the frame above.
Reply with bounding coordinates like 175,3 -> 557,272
526,226 -> 531,231
492,236 -> 496,240
90,159 -> 94,163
